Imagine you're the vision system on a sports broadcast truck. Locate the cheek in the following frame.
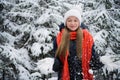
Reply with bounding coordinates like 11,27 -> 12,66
66,22 -> 70,26
77,22 -> 80,26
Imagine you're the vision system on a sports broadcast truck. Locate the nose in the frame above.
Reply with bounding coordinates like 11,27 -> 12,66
71,21 -> 75,25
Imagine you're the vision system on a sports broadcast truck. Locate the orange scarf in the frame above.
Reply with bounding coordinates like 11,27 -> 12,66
56,29 -> 94,80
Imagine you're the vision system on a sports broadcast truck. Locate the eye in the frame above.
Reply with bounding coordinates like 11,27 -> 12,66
74,20 -> 77,22
67,19 -> 72,22
74,19 -> 79,22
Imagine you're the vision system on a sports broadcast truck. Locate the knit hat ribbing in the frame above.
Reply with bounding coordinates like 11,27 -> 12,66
64,5 -> 83,26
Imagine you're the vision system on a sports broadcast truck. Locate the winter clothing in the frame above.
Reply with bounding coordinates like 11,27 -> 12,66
52,23 -> 104,80
55,29 -> 93,80
64,5 -> 82,26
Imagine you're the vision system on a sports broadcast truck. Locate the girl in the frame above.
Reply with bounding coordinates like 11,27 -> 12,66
52,7 -> 104,80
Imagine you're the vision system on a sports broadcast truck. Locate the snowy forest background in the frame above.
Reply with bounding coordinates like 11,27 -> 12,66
0,0 -> 120,80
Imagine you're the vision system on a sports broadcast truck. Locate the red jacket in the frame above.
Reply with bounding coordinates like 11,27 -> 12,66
56,29 -> 94,80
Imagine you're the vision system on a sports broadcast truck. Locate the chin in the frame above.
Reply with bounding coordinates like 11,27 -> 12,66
72,28 -> 78,31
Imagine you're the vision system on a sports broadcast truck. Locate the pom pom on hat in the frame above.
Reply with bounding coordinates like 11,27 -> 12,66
64,5 -> 83,26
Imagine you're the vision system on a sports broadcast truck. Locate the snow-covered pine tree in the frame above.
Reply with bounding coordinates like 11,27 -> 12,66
0,0 -> 63,79
0,0 -> 120,80
82,0 -> 120,80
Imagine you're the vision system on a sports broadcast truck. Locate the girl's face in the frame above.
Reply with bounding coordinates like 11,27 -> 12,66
66,16 -> 80,31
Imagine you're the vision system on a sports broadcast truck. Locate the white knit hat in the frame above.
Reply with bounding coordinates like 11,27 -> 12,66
64,5 -> 83,26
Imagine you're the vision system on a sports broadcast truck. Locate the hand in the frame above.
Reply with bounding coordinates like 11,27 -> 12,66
52,57 -> 62,72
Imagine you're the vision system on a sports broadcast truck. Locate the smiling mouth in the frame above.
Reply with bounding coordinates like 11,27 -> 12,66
71,26 -> 75,28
